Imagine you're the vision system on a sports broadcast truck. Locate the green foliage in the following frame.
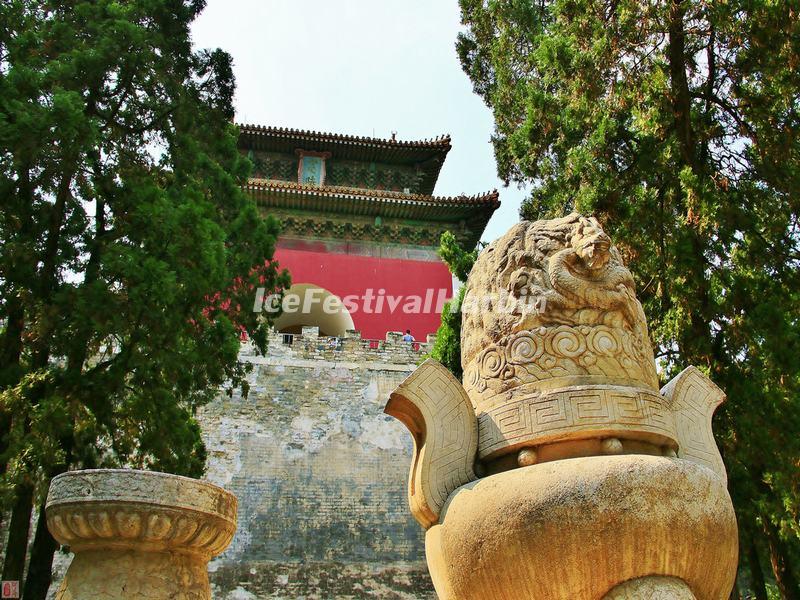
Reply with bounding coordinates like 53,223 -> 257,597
0,0 -> 289,506
438,231 -> 478,283
429,287 -> 468,379
428,233 -> 477,378
458,0 -> 800,593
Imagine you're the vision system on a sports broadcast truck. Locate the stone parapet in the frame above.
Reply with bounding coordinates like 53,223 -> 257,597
240,327 -> 432,366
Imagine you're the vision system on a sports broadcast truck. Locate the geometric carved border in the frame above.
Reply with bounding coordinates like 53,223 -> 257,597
477,385 -> 678,460
385,359 -> 478,529
661,366 -> 727,483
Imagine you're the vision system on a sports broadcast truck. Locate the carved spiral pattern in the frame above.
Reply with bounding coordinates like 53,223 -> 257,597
589,328 -> 620,356
509,332 -> 543,363
465,324 -> 660,403
547,329 -> 585,358
464,364 -> 481,389
621,332 -> 637,360
480,348 -> 506,378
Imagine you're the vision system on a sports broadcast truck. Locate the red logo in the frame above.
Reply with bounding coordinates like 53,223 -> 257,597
1,581 -> 19,599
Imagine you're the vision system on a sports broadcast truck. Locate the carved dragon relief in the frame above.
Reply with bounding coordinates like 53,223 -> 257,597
461,214 -> 660,402
461,214 -> 655,368
547,217 -> 648,333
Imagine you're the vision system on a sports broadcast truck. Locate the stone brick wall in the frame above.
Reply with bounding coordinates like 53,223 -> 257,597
199,328 -> 436,599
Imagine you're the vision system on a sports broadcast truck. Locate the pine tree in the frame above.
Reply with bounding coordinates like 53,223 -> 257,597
0,2 -> 289,596
457,1 -> 799,596
428,232 -> 478,379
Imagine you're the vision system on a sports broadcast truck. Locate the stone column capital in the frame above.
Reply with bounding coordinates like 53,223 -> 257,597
46,469 -> 237,559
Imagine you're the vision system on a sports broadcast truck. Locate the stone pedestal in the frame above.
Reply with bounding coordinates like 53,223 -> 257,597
46,469 -> 237,600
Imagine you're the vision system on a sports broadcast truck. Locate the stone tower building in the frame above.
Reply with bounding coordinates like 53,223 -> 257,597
198,126 -> 499,598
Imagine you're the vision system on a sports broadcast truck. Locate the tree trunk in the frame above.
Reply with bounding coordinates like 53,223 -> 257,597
722,536 -> 746,600
22,502 -> 59,600
749,537 -> 769,600
666,0 -> 718,369
1,165 -> 74,591
729,577 -> 742,600
763,518 -> 800,600
0,294 -> 25,475
1,481 -> 34,583
667,0 -> 695,167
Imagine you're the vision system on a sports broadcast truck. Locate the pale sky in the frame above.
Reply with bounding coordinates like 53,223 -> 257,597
191,0 -> 526,245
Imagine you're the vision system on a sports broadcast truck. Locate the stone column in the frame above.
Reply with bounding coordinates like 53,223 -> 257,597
46,469 -> 237,600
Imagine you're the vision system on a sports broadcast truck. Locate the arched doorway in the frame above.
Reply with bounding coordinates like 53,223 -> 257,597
272,283 -> 355,337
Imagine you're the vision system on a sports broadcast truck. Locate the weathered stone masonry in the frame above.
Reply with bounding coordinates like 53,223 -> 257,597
199,328 -> 436,599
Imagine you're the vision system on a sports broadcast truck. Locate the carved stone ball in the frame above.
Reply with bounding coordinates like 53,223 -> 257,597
517,448 -> 539,467
601,438 -> 624,455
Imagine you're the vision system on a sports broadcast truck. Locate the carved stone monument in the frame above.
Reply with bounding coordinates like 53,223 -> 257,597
386,214 -> 738,599
46,469 -> 237,599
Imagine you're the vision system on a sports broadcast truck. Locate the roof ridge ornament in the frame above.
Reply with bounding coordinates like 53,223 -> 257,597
238,123 -> 452,148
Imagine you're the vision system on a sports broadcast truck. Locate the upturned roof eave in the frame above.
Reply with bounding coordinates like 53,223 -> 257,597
237,124 -> 453,195
243,179 -> 499,239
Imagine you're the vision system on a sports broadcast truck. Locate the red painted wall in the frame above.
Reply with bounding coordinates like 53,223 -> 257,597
274,246 -> 452,340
